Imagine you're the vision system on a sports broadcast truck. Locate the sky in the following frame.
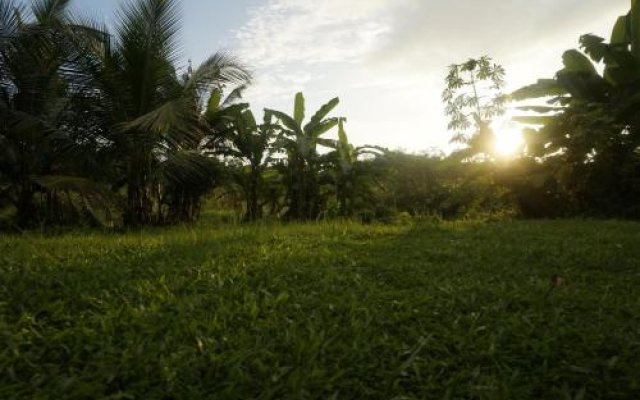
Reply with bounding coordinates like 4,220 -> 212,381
48,0 -> 634,152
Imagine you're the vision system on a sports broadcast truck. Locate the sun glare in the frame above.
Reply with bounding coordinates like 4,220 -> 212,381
492,118 -> 524,157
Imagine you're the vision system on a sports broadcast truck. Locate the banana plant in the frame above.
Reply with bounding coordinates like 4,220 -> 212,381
209,106 -> 275,221
266,92 -> 342,220
511,0 -> 640,215
512,0 -> 640,157
322,119 -> 385,216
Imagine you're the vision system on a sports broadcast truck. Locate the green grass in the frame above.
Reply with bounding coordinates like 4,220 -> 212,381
1,220 -> 640,399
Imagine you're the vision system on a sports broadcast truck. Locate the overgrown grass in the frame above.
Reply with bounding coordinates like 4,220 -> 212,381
1,220 -> 639,399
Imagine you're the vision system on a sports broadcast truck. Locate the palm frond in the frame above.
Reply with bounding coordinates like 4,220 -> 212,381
186,52 -> 252,93
156,150 -> 217,187
221,84 -> 248,107
32,0 -> 72,25
0,0 -> 23,40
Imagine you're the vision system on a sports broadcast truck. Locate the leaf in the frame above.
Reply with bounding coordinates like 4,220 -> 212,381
32,0 -> 72,24
294,92 -> 305,125
580,34 -> 608,63
185,53 -> 251,95
265,109 -> 303,136
317,138 -> 338,149
221,84 -> 248,107
610,15 -> 630,46
562,50 -> 597,75
337,118 -> 348,146
0,0 -> 23,39
275,292 -> 290,305
516,106 -> 563,113
632,0 -> 640,57
32,175 -> 121,226
33,175 -> 110,196
336,119 -> 354,164
121,99 -> 202,146
513,116 -> 555,126
303,97 -> 339,133
242,109 -> 257,130
308,118 -> 339,139
512,79 -> 566,100
157,151 -> 217,186
207,89 -> 222,113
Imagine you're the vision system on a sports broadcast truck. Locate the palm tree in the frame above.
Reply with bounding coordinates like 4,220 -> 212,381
76,0 -> 251,225
266,92 -> 342,220
0,0 -> 114,227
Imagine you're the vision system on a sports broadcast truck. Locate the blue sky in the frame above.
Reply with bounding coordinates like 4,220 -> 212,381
66,0 -> 259,64
23,0 -> 634,152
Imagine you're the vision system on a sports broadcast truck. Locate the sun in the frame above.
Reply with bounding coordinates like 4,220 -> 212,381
491,118 -> 524,157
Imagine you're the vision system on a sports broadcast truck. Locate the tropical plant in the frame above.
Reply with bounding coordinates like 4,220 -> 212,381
209,105 -> 275,221
512,0 -> 640,216
74,0 -> 251,225
0,0 -> 117,227
266,92 -> 343,220
323,119 -> 384,216
443,56 -> 507,159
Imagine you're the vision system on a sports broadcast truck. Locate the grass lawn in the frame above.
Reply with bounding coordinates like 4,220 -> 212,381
1,220 -> 640,399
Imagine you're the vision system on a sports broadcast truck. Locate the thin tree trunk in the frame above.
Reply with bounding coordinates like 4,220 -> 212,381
16,183 -> 36,228
247,167 -> 261,221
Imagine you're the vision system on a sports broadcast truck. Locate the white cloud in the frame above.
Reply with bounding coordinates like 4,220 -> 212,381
233,0 -> 631,152
235,0 -> 391,67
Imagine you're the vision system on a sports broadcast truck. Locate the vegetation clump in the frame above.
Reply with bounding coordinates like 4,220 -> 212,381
2,0 -> 640,229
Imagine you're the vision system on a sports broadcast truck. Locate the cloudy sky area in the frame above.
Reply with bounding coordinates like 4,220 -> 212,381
69,0 -> 630,152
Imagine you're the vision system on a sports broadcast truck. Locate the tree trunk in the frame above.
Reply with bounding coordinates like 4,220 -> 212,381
16,183 -> 36,228
125,183 -> 152,226
247,167 -> 261,221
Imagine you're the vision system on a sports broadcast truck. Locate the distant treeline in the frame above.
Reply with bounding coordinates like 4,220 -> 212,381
1,0 -> 639,229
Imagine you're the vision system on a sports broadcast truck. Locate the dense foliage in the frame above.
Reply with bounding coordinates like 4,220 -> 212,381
1,0 -> 640,229
0,0 -> 389,228
512,0 -> 640,217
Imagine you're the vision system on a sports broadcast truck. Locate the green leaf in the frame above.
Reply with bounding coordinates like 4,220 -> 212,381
207,89 -> 222,113
275,292 -> 290,305
294,92 -> 305,125
562,50 -> 597,75
337,118 -> 348,146
122,99 -> 202,146
512,79 -> 566,100
632,0 -> 640,57
317,138 -> 338,149
265,109 -> 303,136
308,118 -> 339,139
580,34 -> 608,62
611,15 -> 630,46
242,109 -> 257,130
304,97 -> 339,133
